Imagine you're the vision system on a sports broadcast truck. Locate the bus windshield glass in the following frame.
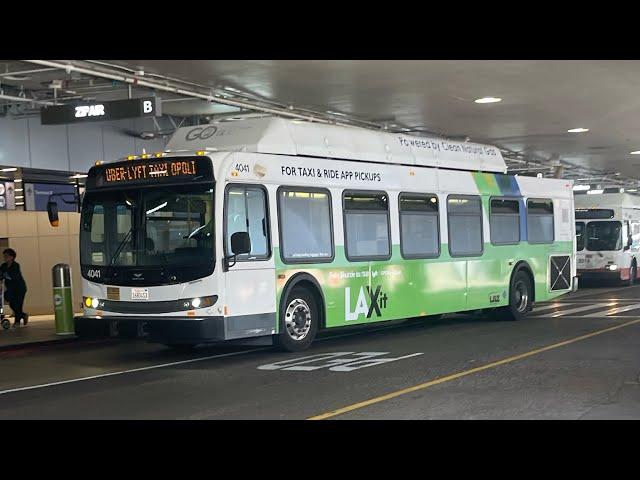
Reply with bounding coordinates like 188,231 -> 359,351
81,184 -> 214,269
586,221 -> 622,251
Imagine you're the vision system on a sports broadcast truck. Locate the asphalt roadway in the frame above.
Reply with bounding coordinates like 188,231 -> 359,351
1,282 -> 639,419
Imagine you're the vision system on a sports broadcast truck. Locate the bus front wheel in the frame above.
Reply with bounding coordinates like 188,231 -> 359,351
498,270 -> 533,321
276,287 -> 319,352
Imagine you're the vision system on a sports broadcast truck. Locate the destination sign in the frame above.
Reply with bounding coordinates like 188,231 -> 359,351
90,157 -> 214,189
104,160 -> 197,183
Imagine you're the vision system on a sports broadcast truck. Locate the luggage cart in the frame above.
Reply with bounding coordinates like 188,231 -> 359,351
1,279 -> 10,330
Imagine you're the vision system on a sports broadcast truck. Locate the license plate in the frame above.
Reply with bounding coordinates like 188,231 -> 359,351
131,288 -> 149,300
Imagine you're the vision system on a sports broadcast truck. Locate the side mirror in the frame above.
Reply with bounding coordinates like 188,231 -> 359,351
231,231 -> 251,255
625,237 -> 633,250
47,201 -> 59,227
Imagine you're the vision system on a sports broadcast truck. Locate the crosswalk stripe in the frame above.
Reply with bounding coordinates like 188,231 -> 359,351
584,303 -> 640,317
531,302 -> 574,313
548,302 -> 617,317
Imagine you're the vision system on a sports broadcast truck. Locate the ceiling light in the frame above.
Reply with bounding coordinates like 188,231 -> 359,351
0,168 -> 18,172
567,128 -> 589,133
587,189 -> 604,195
474,97 -> 502,104
630,151 -> 640,155
14,179 -> 22,183
573,184 -> 591,191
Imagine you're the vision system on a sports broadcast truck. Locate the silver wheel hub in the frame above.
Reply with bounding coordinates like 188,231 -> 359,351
514,280 -> 529,313
285,298 -> 312,341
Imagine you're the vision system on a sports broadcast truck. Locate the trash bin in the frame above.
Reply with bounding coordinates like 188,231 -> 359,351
52,264 -> 74,335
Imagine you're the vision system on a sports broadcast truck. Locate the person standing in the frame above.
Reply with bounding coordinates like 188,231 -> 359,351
0,248 -> 29,327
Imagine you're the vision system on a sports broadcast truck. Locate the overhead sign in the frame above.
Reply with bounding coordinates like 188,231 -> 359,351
0,182 -> 16,210
24,183 -> 77,212
40,97 -> 161,125
89,156 -> 214,189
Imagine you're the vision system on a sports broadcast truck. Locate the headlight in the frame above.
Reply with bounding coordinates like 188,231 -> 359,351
606,264 -> 618,271
91,298 -> 100,308
190,296 -> 217,309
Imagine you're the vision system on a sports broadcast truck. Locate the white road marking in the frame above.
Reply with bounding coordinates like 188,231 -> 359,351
549,302 -> 618,317
0,348 -> 269,396
257,351 -> 423,372
584,303 -> 640,317
532,302 -> 574,313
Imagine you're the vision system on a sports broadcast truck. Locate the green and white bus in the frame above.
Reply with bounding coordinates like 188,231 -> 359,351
60,118 -> 577,351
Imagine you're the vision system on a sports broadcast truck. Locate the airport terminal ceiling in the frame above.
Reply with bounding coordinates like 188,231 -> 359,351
2,60 -> 640,188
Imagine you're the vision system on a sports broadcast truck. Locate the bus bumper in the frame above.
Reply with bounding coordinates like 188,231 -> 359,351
74,314 -> 276,344
576,268 -> 624,282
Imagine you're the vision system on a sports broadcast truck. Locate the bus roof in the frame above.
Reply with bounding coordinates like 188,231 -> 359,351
165,117 -> 508,174
575,192 -> 640,209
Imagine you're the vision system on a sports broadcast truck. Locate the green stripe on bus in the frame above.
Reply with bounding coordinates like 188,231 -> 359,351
274,242 -> 572,331
472,172 -> 502,196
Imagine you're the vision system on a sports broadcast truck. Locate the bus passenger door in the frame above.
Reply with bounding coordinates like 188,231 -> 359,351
223,185 -> 276,339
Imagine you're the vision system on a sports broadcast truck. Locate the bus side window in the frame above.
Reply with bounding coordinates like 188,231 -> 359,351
225,185 -> 270,260
489,198 -> 520,245
343,191 -> 391,261
398,193 -> 440,259
527,198 -> 554,244
278,188 -> 334,263
447,195 -> 483,257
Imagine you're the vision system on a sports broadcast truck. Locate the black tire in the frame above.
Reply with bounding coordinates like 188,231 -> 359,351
497,270 -> 533,321
275,287 -> 319,352
625,261 -> 637,287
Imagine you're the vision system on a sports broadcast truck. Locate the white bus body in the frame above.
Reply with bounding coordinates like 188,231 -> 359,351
575,192 -> 640,284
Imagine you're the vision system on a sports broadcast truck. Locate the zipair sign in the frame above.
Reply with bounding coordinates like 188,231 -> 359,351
40,97 -> 161,125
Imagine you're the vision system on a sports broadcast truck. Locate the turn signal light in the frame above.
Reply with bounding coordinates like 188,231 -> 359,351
83,297 -> 101,309
196,150 -> 206,156
127,155 -> 136,161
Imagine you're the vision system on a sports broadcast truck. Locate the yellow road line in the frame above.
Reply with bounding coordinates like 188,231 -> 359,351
307,318 -> 640,420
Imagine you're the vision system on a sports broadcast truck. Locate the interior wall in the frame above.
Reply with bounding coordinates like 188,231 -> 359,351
0,211 -> 82,316
0,115 -> 170,172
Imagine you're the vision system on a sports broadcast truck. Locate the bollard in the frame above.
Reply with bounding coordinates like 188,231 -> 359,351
52,264 -> 74,335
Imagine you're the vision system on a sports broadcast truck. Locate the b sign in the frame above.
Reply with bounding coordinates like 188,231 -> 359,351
41,97 -> 161,125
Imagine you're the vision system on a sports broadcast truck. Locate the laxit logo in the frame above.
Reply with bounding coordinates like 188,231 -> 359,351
345,285 -> 389,321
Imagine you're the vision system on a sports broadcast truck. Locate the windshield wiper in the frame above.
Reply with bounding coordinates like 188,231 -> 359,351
107,226 -> 134,269
184,225 -> 206,239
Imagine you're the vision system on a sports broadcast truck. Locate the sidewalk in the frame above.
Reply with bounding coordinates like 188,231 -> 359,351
0,314 -> 78,351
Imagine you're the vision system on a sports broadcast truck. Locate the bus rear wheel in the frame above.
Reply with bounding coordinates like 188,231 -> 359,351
498,270 -> 533,321
276,287 -> 318,352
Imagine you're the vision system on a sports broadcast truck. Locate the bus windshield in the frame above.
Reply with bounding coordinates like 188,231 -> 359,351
81,185 -> 214,269
585,221 -> 622,251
